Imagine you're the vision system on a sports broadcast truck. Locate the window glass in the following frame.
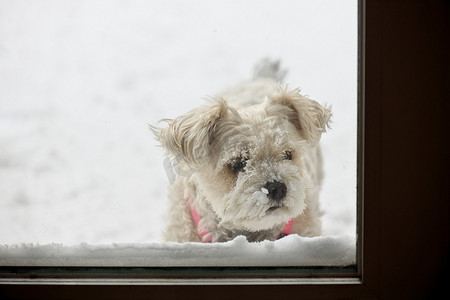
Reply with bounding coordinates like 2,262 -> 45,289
0,0 -> 357,265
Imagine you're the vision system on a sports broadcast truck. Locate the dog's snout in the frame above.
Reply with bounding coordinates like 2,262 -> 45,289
263,180 -> 287,203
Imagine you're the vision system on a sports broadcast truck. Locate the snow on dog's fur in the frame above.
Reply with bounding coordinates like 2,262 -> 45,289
152,60 -> 331,242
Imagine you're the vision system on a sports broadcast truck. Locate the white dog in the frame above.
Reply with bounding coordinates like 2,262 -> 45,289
152,60 -> 331,242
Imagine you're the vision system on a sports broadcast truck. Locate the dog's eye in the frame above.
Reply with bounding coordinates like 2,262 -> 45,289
227,157 -> 247,173
282,150 -> 292,160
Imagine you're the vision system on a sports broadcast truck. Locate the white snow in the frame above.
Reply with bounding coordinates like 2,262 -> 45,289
0,235 -> 355,267
0,0 -> 357,266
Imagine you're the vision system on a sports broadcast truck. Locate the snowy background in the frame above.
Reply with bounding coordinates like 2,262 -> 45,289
0,0 -> 357,249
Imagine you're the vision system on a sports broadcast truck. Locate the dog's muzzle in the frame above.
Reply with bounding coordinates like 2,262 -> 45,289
263,180 -> 287,204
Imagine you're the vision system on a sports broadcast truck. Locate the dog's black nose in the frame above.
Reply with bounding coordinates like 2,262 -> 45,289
263,180 -> 287,203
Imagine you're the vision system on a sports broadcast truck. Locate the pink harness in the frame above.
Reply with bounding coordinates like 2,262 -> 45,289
187,195 -> 294,243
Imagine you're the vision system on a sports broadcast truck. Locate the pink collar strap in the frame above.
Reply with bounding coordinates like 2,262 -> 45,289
187,195 -> 213,243
280,217 -> 294,236
186,194 -> 294,243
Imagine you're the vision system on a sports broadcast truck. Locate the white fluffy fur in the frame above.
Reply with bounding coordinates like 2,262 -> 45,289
152,62 -> 331,242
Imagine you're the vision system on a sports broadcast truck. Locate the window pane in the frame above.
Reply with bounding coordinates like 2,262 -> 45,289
0,0 -> 357,267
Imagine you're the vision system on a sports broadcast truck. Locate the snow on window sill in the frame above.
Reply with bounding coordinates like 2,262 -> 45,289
0,234 -> 355,267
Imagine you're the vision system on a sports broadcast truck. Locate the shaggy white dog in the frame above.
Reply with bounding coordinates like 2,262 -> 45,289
152,60 -> 331,242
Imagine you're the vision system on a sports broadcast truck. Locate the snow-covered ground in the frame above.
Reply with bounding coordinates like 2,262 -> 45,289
0,0 -> 357,265
0,235 -> 356,267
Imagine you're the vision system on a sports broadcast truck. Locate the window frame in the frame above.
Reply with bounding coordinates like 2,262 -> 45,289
1,0 -> 448,298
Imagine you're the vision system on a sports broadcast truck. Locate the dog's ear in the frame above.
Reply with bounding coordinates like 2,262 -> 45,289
266,87 -> 331,146
151,100 -> 229,167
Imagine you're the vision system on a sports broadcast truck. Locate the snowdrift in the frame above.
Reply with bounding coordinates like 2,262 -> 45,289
0,235 -> 355,267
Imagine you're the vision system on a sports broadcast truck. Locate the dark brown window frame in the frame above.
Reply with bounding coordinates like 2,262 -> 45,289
0,0 -> 447,298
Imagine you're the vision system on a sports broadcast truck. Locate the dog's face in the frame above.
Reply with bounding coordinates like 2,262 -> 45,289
154,87 -> 331,231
